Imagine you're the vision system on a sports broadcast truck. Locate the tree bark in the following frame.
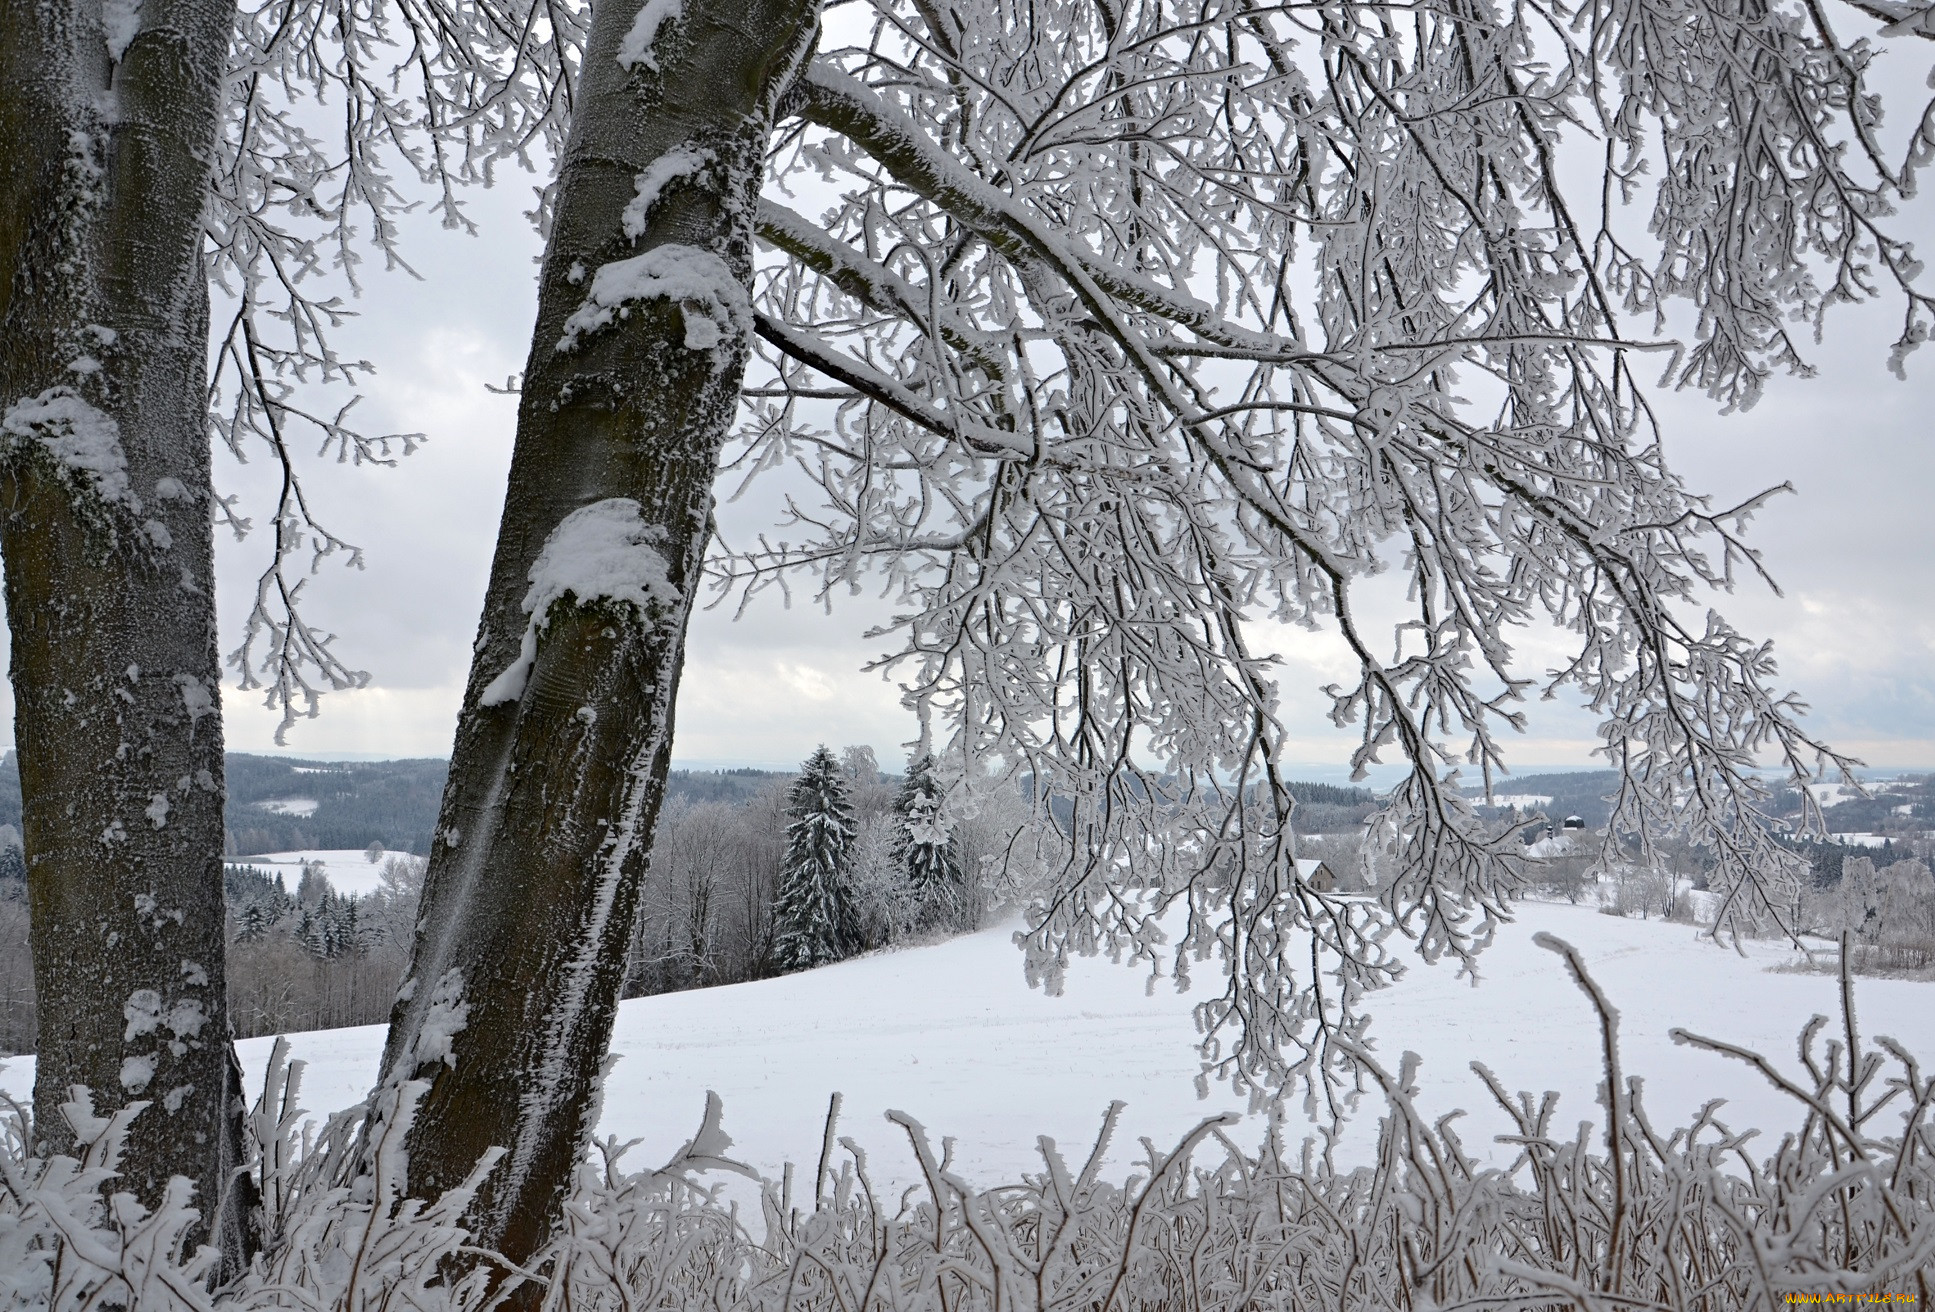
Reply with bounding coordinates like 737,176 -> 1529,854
0,0 -> 244,1255
377,0 -> 819,1274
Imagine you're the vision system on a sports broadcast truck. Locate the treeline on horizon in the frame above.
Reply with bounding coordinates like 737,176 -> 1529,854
0,753 -> 1918,865
0,753 -> 801,859
0,752 -> 1391,858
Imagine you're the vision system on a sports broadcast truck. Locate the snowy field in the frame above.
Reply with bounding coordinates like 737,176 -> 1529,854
232,849 -> 416,899
5,900 -> 1931,1192
251,798 -> 320,817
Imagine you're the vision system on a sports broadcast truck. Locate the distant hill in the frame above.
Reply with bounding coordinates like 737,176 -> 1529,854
660,767 -> 790,806
1286,780 -> 1380,832
1465,770 -> 1621,828
1818,775 -> 1934,833
1460,769 -> 1934,835
0,753 -> 792,857
1016,775 -> 1382,835
224,755 -> 450,855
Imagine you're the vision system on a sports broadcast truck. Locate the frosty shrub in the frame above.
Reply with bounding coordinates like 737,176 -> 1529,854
532,937 -> 1935,1309
1800,859 -> 1935,976
0,1042 -> 510,1310
843,814 -> 921,952
1,937 -> 1930,1308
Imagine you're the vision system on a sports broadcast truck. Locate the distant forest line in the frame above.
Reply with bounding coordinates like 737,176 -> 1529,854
0,754 -> 801,857
0,752 -> 1388,857
0,753 -> 1910,860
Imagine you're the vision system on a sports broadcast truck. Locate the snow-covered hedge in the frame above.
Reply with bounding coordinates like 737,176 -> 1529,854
2,937 -> 1930,1308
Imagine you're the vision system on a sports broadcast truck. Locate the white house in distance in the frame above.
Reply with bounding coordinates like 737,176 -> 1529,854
1525,816 -> 1591,863
1296,856 -> 1348,893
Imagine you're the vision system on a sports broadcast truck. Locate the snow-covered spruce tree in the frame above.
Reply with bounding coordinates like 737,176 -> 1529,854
895,755 -> 967,932
374,0 -> 820,1278
389,0 -> 1935,1273
2,0 -> 575,1245
773,746 -> 861,970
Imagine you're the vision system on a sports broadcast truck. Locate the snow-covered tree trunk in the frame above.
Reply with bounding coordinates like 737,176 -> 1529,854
0,0 -> 242,1249
375,0 -> 820,1274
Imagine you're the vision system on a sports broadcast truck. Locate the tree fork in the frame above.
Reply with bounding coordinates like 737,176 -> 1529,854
376,0 -> 820,1275
0,0 -> 247,1260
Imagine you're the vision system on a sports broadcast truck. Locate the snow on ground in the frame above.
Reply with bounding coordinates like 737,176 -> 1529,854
1808,782 -> 1863,808
252,798 -> 320,817
3,902 -> 1930,1194
233,850 -> 413,899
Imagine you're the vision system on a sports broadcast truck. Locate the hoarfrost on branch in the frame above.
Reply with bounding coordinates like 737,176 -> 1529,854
714,0 -> 1935,1109
207,0 -> 584,740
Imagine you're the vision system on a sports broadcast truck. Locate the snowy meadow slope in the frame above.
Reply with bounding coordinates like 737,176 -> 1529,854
7,900 -> 1930,1193
237,849 -> 412,899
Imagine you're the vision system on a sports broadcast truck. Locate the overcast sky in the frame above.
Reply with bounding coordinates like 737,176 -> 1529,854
6,56 -> 1930,778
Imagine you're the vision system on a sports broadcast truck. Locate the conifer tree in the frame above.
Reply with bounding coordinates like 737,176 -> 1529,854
297,890 -> 366,960
895,755 -> 967,931
772,746 -> 859,970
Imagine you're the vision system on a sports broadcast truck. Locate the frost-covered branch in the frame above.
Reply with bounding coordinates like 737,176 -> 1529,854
711,0 -> 1929,1105
205,0 -> 587,732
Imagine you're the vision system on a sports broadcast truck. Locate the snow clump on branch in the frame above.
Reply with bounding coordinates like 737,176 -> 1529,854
101,0 -> 141,61
480,499 -> 681,706
616,0 -> 682,72
621,146 -> 715,239
556,244 -> 750,353
2,388 -> 137,510
410,968 -> 471,1070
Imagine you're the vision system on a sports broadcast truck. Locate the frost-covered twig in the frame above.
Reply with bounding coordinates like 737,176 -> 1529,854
205,0 -> 588,735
